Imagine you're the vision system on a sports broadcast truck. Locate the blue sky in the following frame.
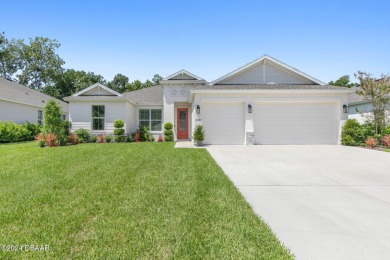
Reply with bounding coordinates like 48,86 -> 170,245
1,0 -> 389,83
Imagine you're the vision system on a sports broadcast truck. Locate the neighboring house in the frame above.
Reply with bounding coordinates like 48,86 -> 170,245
0,77 -> 69,125
64,55 -> 353,145
348,83 -> 390,124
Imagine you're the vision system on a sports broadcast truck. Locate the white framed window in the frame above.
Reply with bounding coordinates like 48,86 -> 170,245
139,109 -> 162,131
61,115 -> 66,121
92,105 -> 105,131
38,110 -> 43,126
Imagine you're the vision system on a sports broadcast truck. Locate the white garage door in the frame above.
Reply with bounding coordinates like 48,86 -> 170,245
254,102 -> 339,145
202,102 -> 245,144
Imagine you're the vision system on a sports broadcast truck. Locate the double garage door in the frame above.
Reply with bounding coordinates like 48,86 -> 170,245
201,102 -> 339,145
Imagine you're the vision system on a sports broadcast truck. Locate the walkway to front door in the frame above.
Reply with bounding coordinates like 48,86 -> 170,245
177,108 -> 188,139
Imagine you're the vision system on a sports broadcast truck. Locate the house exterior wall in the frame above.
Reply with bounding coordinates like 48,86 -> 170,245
69,101 -> 129,134
348,103 -> 373,123
0,100 -> 68,124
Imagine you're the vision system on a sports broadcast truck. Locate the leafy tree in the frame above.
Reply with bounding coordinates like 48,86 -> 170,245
355,71 -> 390,134
44,69 -> 106,99
43,100 -> 63,136
17,37 -> 64,90
107,73 -> 129,92
152,74 -> 163,85
0,32 -> 22,80
329,75 -> 357,88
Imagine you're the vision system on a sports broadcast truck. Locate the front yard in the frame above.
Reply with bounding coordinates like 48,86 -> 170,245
0,142 -> 292,259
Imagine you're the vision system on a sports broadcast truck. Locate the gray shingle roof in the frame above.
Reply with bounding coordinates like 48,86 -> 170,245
123,85 -> 163,105
348,87 -> 365,104
0,77 -> 69,112
194,84 -> 348,90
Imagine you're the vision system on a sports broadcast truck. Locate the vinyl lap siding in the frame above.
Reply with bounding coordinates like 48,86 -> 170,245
69,101 -> 126,133
219,62 -> 311,84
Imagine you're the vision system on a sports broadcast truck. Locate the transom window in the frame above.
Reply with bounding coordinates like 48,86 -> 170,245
38,110 -> 43,126
139,109 -> 162,131
92,105 -> 105,130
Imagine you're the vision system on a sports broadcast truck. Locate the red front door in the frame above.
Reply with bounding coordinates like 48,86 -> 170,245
177,108 -> 188,139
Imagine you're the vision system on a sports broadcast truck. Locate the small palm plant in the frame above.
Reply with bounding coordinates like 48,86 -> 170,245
193,125 -> 205,146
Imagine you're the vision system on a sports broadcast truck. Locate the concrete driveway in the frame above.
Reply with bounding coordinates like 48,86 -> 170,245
207,145 -> 390,260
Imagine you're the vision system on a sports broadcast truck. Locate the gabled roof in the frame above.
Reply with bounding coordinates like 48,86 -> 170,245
0,77 -> 69,112
123,86 -> 163,105
72,83 -> 123,97
211,54 -> 325,85
163,69 -> 204,81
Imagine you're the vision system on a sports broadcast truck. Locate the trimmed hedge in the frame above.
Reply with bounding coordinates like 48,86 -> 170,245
0,121 -> 41,143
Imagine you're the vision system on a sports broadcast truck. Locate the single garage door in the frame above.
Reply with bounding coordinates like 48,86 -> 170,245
202,102 -> 245,144
254,102 -> 339,144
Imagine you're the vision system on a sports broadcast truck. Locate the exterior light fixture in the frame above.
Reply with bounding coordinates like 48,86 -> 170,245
248,104 -> 252,113
343,105 -> 348,113
196,105 -> 200,114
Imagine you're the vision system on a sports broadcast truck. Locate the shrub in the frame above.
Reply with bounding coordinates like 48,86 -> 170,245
135,132 -> 141,142
75,128 -> 91,142
113,129 -> 125,136
105,135 -> 112,143
113,119 -> 125,142
38,139 -> 46,148
193,125 -> 205,141
62,121 -> 72,136
0,121 -> 40,143
114,135 -> 125,142
127,134 -> 134,142
164,122 -> 173,142
381,135 -> 390,148
157,135 -> 163,142
383,126 -> 390,135
45,133 -> 57,147
164,122 -> 173,130
58,136 -> 67,146
90,135 -> 97,143
43,100 -> 63,137
114,119 -> 124,128
97,134 -> 104,143
138,126 -> 154,142
365,137 -> 377,148
35,133 -> 44,141
68,133 -> 79,145
341,119 -> 365,146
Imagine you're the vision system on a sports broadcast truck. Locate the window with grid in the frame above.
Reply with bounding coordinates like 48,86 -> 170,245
139,109 -> 162,131
92,105 -> 105,130
38,110 -> 43,126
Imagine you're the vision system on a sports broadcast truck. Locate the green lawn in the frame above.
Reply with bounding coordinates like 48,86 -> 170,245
0,142 -> 292,259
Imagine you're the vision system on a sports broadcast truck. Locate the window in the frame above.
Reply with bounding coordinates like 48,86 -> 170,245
38,110 -> 43,126
139,109 -> 162,131
92,105 -> 105,130
61,115 -> 66,121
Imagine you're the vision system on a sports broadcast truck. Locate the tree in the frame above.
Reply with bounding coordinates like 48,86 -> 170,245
0,32 -> 22,80
43,100 -> 63,136
107,73 -> 129,92
17,37 -> 64,90
355,71 -> 390,134
329,75 -> 357,88
152,74 -> 163,85
44,69 -> 106,99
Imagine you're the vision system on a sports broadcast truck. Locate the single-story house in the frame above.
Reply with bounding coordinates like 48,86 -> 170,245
0,77 -> 69,124
64,55 -> 353,145
348,84 -> 390,124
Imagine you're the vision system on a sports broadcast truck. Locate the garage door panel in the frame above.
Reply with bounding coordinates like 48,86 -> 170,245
202,102 -> 245,145
254,102 -> 339,145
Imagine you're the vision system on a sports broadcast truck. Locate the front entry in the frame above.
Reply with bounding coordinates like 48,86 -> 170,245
177,108 -> 189,139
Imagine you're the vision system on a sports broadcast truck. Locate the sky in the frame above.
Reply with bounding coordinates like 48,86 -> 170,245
1,0 -> 389,83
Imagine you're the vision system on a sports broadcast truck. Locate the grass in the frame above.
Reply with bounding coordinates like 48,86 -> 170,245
0,142 -> 292,259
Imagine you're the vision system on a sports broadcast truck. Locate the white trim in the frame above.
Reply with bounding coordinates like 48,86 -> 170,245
189,88 -> 354,102
72,83 -> 123,97
163,69 -> 204,81
210,54 -> 326,85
